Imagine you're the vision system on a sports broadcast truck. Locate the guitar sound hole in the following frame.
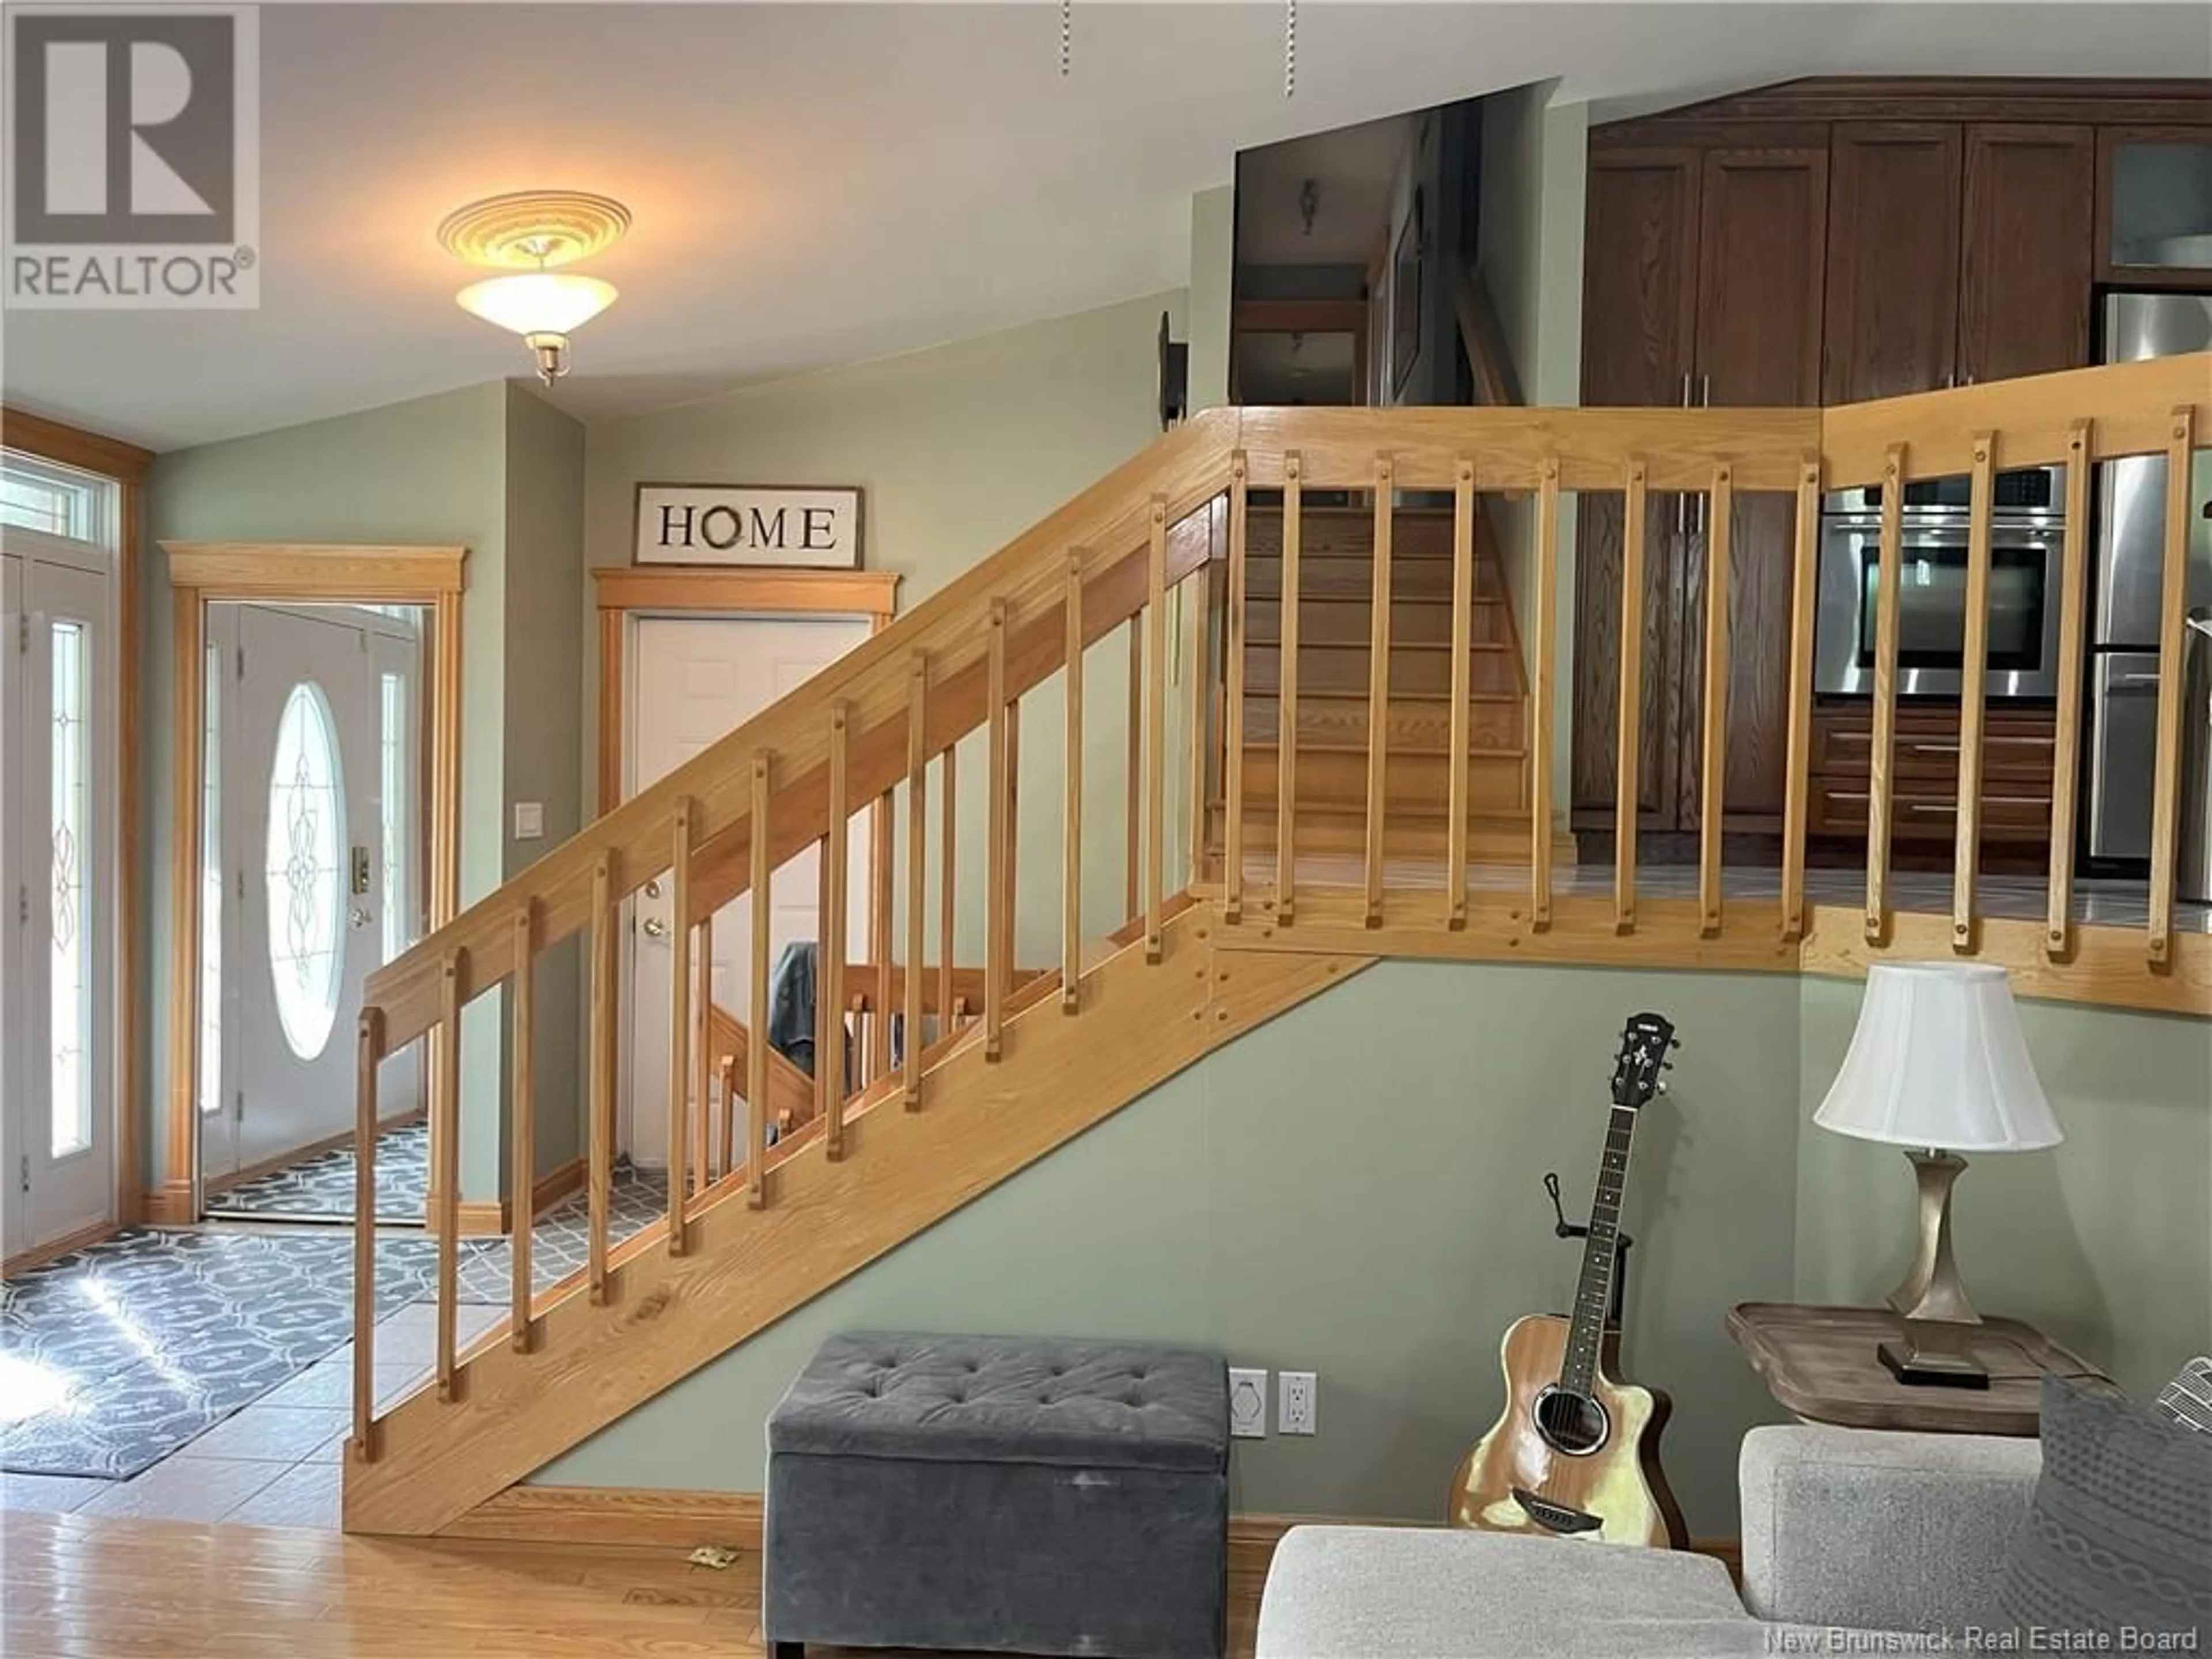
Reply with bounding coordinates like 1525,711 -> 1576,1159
1532,1386 -> 1611,1457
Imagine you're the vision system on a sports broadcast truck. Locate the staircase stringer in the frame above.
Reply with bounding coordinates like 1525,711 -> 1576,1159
344,900 -> 1371,1537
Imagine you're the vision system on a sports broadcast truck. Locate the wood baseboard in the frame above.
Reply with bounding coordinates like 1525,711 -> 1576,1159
447,1158 -> 588,1239
437,1484 -> 1743,1588
1,1217 -> 120,1276
141,1181 -> 196,1226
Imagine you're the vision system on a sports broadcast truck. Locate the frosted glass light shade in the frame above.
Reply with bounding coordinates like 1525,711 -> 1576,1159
1815,963 -> 2062,1153
456,272 -> 616,337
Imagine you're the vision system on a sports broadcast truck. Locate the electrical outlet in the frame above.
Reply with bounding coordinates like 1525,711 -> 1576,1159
1278,1370 -> 1317,1436
1228,1368 -> 1267,1440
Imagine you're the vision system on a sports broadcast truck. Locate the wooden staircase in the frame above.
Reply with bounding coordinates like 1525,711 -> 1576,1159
1212,503 -> 1538,865
340,358 -> 2207,1540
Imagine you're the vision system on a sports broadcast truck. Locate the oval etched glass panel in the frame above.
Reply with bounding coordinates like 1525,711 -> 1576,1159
265,680 -> 346,1059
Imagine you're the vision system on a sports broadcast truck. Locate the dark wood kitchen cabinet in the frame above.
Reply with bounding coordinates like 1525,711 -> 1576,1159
1572,78 -> 2212,858
1959,124 -> 2096,384
1573,136 -> 1828,839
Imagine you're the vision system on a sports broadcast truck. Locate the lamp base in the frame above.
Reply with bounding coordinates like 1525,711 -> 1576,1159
1878,1334 -> 1991,1391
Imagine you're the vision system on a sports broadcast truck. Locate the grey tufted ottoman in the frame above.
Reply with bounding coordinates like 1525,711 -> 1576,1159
763,1331 -> 1229,1659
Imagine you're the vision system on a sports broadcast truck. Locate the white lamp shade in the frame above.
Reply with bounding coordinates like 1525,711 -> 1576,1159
1814,962 -> 2062,1153
456,272 -> 616,337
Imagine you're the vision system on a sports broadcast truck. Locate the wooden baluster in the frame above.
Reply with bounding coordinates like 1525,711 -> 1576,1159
1006,687 -> 1021,1001
1146,497 -> 1168,961
351,1006 -> 384,1459
509,906 -> 536,1350
434,949 -> 463,1399
1952,436 -> 1997,952
1126,617 -> 1142,922
1063,550 -> 1085,1010
906,654 -> 929,1105
1613,459 -> 1649,935
1779,454 -> 1821,944
1866,444 -> 1907,944
747,755 -> 772,1209
986,601 -> 1010,1058
691,914 -> 711,1185
869,794 -> 893,1084
1277,452 -> 1303,922
1186,535 -> 1213,887
1447,457 -> 1476,929
665,800 -> 694,1250
2148,404 -> 2196,968
1223,454 -> 1248,922
821,706 -> 850,1154
938,743 -> 956,1051
2046,421 -> 2094,960
718,1052 -> 738,1178
1364,456 -> 1395,927
1530,456 -> 1560,930
588,857 -> 616,1302
1698,463 -> 1733,937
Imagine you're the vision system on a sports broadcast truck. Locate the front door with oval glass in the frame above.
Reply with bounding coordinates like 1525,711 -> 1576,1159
204,604 -> 420,1184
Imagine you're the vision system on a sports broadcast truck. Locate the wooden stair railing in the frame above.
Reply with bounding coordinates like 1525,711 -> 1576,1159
348,358 -> 2211,1524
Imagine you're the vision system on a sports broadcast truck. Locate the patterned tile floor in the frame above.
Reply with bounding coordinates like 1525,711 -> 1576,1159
0,1227 -> 481,1479
0,1161 -> 670,1499
203,1121 -> 430,1226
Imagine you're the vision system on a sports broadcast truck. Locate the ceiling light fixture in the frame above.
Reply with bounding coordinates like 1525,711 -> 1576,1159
437,190 -> 631,384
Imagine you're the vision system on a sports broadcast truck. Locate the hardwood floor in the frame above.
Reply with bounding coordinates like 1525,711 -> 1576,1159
0,1510 -> 1266,1658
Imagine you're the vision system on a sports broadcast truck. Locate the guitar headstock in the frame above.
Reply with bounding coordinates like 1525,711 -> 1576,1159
1609,1012 -> 1677,1111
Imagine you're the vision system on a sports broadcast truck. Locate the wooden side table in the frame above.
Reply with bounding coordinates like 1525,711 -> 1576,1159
1727,1302 -> 2101,1435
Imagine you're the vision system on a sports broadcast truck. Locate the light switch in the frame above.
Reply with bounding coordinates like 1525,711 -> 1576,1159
513,801 -> 546,841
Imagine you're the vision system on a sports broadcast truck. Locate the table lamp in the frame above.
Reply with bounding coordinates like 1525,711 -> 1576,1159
1813,962 -> 2062,1389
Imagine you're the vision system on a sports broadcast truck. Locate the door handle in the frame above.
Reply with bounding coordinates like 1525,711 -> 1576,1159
2122,672 -> 2161,685
349,907 -> 373,930
641,915 -> 669,940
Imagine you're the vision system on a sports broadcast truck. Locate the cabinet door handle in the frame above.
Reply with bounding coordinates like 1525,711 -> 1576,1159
1677,372 -> 1693,537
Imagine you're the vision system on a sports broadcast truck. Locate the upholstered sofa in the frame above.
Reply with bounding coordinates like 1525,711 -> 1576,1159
1257,1425 -> 2043,1657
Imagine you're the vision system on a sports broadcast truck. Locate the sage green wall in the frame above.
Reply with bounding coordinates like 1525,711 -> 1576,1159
501,385 -> 589,1177
1478,85 -> 1587,816
533,960 -> 1806,1537
1794,978 -> 2212,1400
581,291 -> 1196,983
145,380 -> 588,1199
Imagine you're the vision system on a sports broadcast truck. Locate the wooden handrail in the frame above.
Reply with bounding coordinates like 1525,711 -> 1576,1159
1455,262 -> 1526,411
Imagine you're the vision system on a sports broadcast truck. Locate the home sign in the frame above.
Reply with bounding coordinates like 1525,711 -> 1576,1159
634,484 -> 864,568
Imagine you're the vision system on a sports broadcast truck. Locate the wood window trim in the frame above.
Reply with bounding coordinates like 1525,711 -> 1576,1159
0,408 -> 153,1234
157,541 -> 467,1223
592,565 -> 900,816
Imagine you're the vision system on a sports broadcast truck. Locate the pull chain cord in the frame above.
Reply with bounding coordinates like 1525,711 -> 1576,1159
1059,0 -> 1071,76
1283,0 -> 1296,97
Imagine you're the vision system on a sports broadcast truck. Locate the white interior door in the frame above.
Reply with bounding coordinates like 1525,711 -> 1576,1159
228,606 -> 381,1170
622,613 -> 874,1169
1,544 -> 116,1253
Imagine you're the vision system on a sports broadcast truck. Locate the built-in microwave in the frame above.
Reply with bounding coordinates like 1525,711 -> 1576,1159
1813,469 -> 2066,700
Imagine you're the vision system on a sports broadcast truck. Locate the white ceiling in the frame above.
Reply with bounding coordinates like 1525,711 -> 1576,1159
5,2 -> 2207,453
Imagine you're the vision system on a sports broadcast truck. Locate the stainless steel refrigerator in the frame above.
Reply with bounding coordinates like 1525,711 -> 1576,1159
2086,291 -> 2212,866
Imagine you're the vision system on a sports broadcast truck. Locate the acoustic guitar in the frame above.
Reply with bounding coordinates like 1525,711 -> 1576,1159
1448,1011 -> 1688,1549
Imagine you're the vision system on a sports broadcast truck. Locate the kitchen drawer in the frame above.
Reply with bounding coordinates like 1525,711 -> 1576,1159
1810,706 -> 2058,785
1809,782 -> 2054,843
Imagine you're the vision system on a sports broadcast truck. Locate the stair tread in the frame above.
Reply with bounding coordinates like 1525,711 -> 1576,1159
1245,687 -> 1521,705
1243,739 -> 1527,760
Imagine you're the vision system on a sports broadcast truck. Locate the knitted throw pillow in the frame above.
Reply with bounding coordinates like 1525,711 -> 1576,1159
1994,1374 -> 2212,1650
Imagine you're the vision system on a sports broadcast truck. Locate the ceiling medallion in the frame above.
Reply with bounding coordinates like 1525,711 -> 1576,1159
435,190 -> 632,271
437,190 -> 631,384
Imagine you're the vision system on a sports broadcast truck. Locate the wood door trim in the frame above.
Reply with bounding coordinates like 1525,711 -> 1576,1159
160,546 -> 466,1218
2,411 -> 151,1229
